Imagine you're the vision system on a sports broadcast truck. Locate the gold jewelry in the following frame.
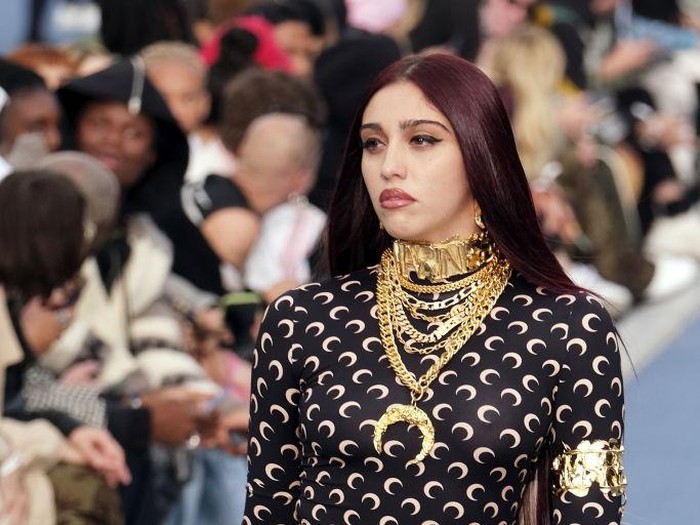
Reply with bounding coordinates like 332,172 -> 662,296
474,212 -> 485,230
551,439 -> 627,497
373,237 -> 511,465
373,404 -> 435,466
393,232 -> 496,283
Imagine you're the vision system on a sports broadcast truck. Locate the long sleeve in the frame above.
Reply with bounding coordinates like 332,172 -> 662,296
549,295 -> 626,524
0,418 -> 67,470
106,404 -> 151,453
4,403 -> 83,437
244,292 -> 304,525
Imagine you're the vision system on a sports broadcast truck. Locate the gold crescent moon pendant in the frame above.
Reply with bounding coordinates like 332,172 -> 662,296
373,403 -> 436,465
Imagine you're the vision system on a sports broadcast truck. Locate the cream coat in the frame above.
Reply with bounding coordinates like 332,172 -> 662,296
1,287 -> 64,524
40,215 -> 211,391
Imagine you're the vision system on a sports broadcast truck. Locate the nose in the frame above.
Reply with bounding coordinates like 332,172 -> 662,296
379,142 -> 407,180
101,125 -> 122,149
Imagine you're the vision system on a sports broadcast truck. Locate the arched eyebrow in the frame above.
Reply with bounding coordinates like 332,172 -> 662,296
359,123 -> 382,133
359,119 -> 451,133
400,119 -> 450,133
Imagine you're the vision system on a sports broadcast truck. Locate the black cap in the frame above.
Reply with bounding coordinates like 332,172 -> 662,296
0,58 -> 46,95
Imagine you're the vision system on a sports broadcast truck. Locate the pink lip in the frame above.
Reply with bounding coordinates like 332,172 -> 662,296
379,188 -> 416,209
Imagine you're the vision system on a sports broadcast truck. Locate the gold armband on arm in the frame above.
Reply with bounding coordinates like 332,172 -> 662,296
551,439 -> 627,497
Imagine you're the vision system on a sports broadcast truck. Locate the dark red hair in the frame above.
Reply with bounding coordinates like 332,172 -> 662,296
326,53 -> 579,294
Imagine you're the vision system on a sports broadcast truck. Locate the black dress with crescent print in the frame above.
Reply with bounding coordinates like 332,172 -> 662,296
243,267 -> 625,525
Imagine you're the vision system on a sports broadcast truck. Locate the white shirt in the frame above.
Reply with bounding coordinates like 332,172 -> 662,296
0,156 -> 12,182
185,132 -> 237,184
244,200 -> 326,292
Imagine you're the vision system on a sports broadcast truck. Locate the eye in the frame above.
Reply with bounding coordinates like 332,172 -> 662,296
361,137 -> 383,151
411,135 -> 440,146
84,116 -> 107,130
123,127 -> 142,140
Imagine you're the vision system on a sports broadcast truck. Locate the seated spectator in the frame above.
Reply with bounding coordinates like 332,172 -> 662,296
480,24 -> 699,308
201,14 -> 293,141
172,66 -> 324,525
181,68 -> 324,303
246,0 -> 329,77
0,60 -> 61,176
140,40 -> 237,184
0,170 -> 128,525
57,58 -> 230,301
237,113 -> 326,302
54,62 -> 246,520
181,69 -> 319,349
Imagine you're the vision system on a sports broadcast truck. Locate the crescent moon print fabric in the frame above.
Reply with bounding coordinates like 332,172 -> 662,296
244,268 -> 625,525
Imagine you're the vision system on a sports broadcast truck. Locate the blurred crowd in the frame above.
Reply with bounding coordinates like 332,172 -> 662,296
1,0 -> 700,524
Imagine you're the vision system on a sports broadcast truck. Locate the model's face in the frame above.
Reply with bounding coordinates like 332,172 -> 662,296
360,81 -> 478,243
76,101 -> 156,189
147,61 -> 210,134
1,89 -> 61,154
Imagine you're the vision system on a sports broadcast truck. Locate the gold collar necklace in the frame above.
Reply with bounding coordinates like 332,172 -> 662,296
373,233 -> 511,465
392,232 -> 497,283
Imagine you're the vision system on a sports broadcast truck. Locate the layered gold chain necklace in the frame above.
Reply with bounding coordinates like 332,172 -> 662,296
373,232 -> 511,465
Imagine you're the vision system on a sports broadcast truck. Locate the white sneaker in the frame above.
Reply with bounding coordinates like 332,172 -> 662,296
566,262 -> 634,316
643,254 -> 700,302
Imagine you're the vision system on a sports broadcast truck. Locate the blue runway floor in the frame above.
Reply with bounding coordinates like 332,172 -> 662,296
622,312 -> 700,524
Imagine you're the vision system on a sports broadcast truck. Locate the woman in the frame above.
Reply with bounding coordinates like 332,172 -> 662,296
0,170 -> 128,524
479,24 -> 648,311
244,54 -> 626,524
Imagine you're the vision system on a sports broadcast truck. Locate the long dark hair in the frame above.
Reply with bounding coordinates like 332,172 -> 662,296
0,170 -> 85,299
326,53 -> 578,295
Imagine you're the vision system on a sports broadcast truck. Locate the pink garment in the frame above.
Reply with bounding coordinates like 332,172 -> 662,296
345,0 -> 407,33
200,15 -> 292,72
223,350 -> 250,403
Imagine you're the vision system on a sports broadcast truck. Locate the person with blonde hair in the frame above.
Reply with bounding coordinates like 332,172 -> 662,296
140,40 -> 237,187
480,24 -> 566,182
480,24 -> 699,307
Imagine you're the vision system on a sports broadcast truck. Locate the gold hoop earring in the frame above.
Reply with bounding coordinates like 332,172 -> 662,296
475,212 -> 485,230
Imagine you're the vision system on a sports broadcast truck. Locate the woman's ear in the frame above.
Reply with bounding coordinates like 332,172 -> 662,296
473,203 -> 485,230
